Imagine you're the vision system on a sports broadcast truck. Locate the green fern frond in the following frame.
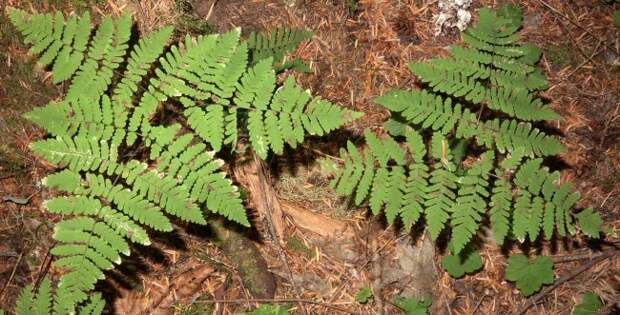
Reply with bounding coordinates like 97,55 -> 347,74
237,72 -> 362,159
333,142 -> 364,197
383,166 -> 407,224
485,154 -> 591,243
82,173 -> 174,231
15,283 -> 35,315
509,158 -> 579,241
66,13 -> 132,101
409,62 -> 557,121
400,131 -> 430,229
113,28 -> 355,159
117,160 -> 206,224
331,5 -> 600,255
29,136 -> 114,172
33,277 -> 52,315
112,23 -> 173,107
450,151 -> 494,253
332,129 -> 428,230
34,130 -> 209,225
425,133 -> 458,240
146,125 -> 249,226
481,119 -> 565,157
489,175 -> 512,245
575,208 -> 603,238
401,164 -> 429,230
446,46 -> 548,91
375,90 -> 564,157
15,278 -> 104,315
135,30 -> 247,149
25,96 -> 127,161
9,7 -> 358,314
246,27 -> 313,67
41,164 -> 183,310
8,9 -> 91,83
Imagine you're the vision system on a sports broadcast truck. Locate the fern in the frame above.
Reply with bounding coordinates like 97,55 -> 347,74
8,10 -> 91,84
14,278 -> 104,315
376,90 -> 564,157
332,5 -> 604,257
9,7 -> 359,314
246,27 -> 313,71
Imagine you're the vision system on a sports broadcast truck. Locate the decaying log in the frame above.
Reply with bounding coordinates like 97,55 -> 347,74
210,219 -> 277,299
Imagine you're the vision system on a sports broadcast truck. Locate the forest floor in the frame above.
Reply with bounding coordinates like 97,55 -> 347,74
0,0 -> 619,314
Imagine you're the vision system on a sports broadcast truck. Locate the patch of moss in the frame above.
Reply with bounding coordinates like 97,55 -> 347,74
544,44 -> 575,69
600,170 -> 620,191
174,0 -> 217,35
287,236 -> 313,258
346,0 -> 362,17
174,300 -> 215,315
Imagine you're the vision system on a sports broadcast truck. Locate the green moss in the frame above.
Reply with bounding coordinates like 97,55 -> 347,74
174,0 -> 217,35
346,0 -> 361,17
600,170 -> 620,191
209,219 -> 276,299
174,301 -> 214,315
286,236 -> 313,258
544,44 -> 575,69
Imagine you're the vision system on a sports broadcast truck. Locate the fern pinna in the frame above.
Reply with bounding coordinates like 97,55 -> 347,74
332,6 -> 603,257
8,7 -> 359,314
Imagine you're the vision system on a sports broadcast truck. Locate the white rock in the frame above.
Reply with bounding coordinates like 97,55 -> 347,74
434,0 -> 473,35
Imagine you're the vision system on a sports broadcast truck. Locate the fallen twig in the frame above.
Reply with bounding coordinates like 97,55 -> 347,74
2,195 -> 31,205
512,249 -> 619,315
0,252 -> 23,302
550,249 -> 614,264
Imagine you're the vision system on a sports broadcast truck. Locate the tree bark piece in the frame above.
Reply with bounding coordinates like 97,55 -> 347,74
281,200 -> 354,239
234,152 -> 287,244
